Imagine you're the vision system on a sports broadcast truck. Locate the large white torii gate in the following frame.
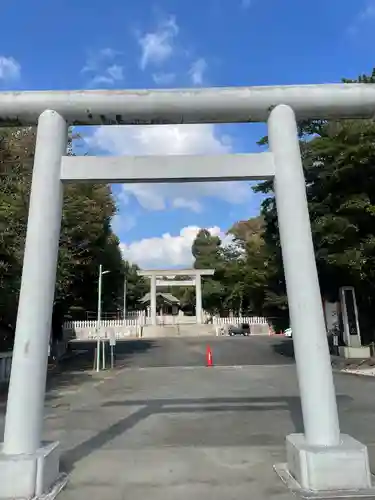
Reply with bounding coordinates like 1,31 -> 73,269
1,84 -> 375,498
137,268 -> 215,324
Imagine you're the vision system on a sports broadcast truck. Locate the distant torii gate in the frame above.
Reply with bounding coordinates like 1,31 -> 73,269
137,268 -> 215,325
1,84 -> 375,498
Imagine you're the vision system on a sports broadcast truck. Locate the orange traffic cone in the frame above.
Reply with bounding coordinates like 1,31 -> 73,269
206,345 -> 213,367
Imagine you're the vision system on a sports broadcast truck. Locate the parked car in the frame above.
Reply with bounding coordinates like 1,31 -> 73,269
228,323 -> 251,336
284,327 -> 292,338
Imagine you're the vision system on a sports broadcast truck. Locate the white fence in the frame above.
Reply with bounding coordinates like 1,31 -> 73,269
65,315 -> 268,330
65,323 -> 142,341
0,352 -> 12,383
66,319 -> 143,329
64,316 -> 270,340
212,316 -> 268,325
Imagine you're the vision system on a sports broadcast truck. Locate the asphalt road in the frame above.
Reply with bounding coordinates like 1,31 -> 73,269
0,336 -> 294,409
45,337 -> 375,500
68,335 -> 294,369
3,335 -> 375,500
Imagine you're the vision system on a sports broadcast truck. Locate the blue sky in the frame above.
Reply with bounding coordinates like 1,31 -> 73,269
1,0 -> 374,268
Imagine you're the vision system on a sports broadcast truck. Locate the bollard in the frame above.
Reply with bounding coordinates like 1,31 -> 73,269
93,347 -> 97,371
102,340 -> 106,370
110,344 -> 114,369
332,326 -> 340,357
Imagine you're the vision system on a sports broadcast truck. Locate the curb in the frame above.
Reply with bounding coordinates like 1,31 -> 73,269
332,367 -> 375,379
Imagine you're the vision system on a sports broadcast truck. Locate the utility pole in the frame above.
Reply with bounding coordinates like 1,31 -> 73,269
123,277 -> 127,320
96,264 -> 110,372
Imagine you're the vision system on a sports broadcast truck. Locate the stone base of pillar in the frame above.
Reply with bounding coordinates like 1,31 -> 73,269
338,345 -> 371,359
0,441 -> 67,499
275,433 -> 374,497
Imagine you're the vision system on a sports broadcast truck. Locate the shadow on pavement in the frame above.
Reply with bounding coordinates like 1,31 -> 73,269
45,340 -> 156,402
1,340 -> 156,407
68,339 -> 156,369
104,339 -> 157,362
272,336 -> 342,361
272,339 -> 294,359
61,394 -> 352,473
0,352 -> 95,408
44,351 -> 95,403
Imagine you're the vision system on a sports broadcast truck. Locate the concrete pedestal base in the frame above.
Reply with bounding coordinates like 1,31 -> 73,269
338,346 -> 371,359
0,441 -> 67,499
275,433 -> 374,497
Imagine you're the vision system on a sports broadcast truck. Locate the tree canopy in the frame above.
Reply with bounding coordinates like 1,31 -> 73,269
190,68 -> 375,340
0,127 -> 146,349
252,68 -> 375,338
189,224 -> 269,316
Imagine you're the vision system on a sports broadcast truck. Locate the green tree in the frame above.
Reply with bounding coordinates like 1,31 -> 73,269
192,229 -> 222,269
225,216 -> 278,318
0,128 -> 35,328
252,68 -> 375,338
304,118 -> 375,340
123,261 -> 148,312
190,222 -> 271,317
191,229 -> 225,313
0,126 -> 136,347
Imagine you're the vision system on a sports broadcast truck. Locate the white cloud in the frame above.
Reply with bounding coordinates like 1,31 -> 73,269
172,197 -> 202,212
120,225 -> 233,268
112,213 -> 136,233
88,123 -> 251,211
82,49 -> 124,87
359,0 -> 375,20
82,48 -> 117,73
83,15 -> 252,222
189,58 -> 207,85
152,72 -> 176,85
349,1 -> 375,34
0,56 -> 21,81
138,16 -> 179,69
106,64 -> 124,81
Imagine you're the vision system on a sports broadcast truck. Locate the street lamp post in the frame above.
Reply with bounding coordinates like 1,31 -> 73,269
123,277 -> 127,320
96,264 -> 110,372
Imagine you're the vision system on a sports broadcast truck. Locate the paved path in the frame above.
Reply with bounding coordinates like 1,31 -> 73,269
69,335 -> 295,368
1,337 -> 375,499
